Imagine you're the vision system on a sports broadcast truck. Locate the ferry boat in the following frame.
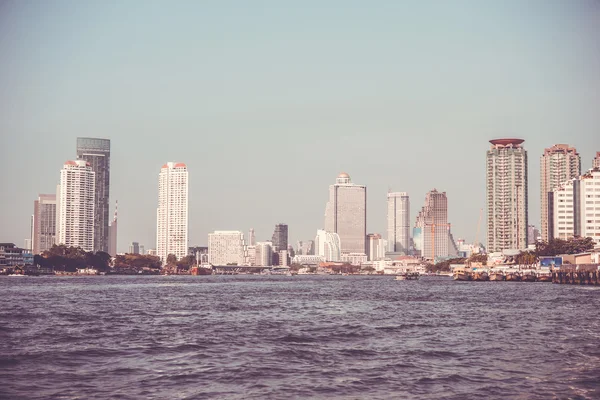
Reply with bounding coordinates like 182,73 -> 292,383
395,272 -> 419,281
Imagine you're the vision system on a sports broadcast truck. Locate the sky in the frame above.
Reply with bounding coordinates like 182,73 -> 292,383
1,0 -> 599,252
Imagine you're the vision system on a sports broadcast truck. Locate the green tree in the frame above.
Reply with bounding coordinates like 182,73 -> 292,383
166,254 -> 178,265
468,253 -> 488,264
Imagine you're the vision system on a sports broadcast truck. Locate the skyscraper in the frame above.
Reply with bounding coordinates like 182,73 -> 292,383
129,242 -> 140,254
324,173 -> 367,255
387,192 -> 410,254
540,144 -> 580,241
76,137 -> 110,252
56,160 -> 95,252
32,194 -> 57,254
248,228 -> 256,246
315,229 -> 341,262
208,231 -> 246,266
574,168 -> 600,240
271,224 -> 288,252
156,162 -> 189,264
486,139 -> 528,252
255,241 -> 273,266
415,189 -> 449,260
366,233 -> 384,261
551,180 -> 576,240
593,152 -> 600,169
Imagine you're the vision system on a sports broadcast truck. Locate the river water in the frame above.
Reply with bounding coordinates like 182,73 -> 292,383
1,275 -> 599,399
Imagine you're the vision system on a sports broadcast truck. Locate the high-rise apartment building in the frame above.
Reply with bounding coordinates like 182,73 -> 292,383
32,194 -> 57,254
208,231 -> 246,266
593,152 -> 600,169
76,138 -> 110,252
551,180 -> 576,240
387,192 -> 410,254
271,224 -> 288,252
575,168 -> 600,240
315,230 -> 341,262
156,162 -> 188,264
324,173 -> 367,255
415,189 -> 450,260
56,160 -> 95,252
486,139 -> 528,252
129,242 -> 140,254
255,242 -> 273,266
540,144 -> 580,241
366,233 -> 384,261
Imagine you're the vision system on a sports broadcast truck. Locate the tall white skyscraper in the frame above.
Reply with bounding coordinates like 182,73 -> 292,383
208,231 -> 246,266
387,192 -> 410,254
540,144 -> 580,241
486,139 -> 528,252
324,173 -> 367,255
156,162 -> 189,264
315,229 -> 341,262
366,233 -> 384,261
255,241 -> 273,266
56,160 -> 95,252
32,194 -> 57,254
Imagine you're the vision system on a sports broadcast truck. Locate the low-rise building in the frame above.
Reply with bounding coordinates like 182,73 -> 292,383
0,243 -> 24,267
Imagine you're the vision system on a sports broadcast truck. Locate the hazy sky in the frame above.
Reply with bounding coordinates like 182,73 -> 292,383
1,0 -> 599,252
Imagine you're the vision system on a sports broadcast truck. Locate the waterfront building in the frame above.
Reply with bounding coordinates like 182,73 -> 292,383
551,180 -> 576,240
324,172 -> 367,255
255,241 -> 273,266
56,160 -> 95,252
415,189 -> 450,260
291,255 -> 325,265
575,168 -> 600,240
387,192 -> 410,254
156,162 -> 188,264
208,231 -> 246,266
540,144 -> 580,242
32,194 -> 56,254
315,230 -> 341,262
107,200 -> 118,256
486,139 -> 528,252
129,242 -> 140,254
0,243 -> 24,267
366,233 -> 384,261
76,137 -> 110,252
340,253 -> 368,266
271,224 -> 288,252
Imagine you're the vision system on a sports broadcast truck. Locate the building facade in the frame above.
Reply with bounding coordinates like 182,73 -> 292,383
208,231 -> 246,266
387,192 -> 410,254
76,137 -> 110,252
248,228 -> 256,246
156,162 -> 189,264
415,189 -> 450,260
129,242 -> 140,254
551,180 -> 576,240
575,168 -> 600,240
527,225 -> 540,245
255,241 -> 273,266
540,144 -> 580,242
56,160 -> 95,252
324,173 -> 367,255
32,194 -> 56,254
315,229 -> 341,262
366,233 -> 385,261
486,139 -> 528,252
271,224 -> 288,252
593,152 -> 600,169
0,243 -> 24,267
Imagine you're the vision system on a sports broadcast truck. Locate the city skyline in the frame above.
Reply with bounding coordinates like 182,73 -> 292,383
1,2 -> 599,251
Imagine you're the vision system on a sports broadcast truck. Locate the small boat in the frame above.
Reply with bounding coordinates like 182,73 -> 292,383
453,271 -> 471,281
536,274 -> 552,282
473,271 -> 489,281
395,275 -> 407,281
505,272 -> 522,282
395,272 -> 419,281
522,273 -> 537,282
489,271 -> 505,281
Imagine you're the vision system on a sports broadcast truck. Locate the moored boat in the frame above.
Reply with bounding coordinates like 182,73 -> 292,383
522,273 -> 537,282
453,271 -> 472,281
489,271 -> 505,281
473,271 -> 489,281
505,272 -> 522,282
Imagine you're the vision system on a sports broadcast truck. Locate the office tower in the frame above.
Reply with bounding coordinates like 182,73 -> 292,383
315,229 -> 341,262
593,152 -> 600,169
540,144 -> 580,242
208,231 -> 246,266
287,244 -> 295,258
129,242 -> 140,254
56,160 -> 95,252
271,224 -> 288,252
324,173 -> 367,255
278,250 -> 289,266
551,180 -> 576,240
387,192 -> 410,254
575,169 -> 600,239
156,162 -> 189,264
415,189 -> 449,260
255,242 -> 273,266
76,138 -> 110,252
527,225 -> 540,245
32,194 -> 57,254
108,201 -> 118,256
246,245 -> 256,266
139,245 -> 145,255
248,228 -> 256,246
366,233 -> 384,261
486,139 -> 528,252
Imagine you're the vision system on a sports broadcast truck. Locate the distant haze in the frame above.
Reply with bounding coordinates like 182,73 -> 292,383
1,1 -> 599,251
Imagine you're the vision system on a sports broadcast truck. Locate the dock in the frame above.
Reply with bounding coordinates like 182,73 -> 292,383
552,265 -> 600,285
